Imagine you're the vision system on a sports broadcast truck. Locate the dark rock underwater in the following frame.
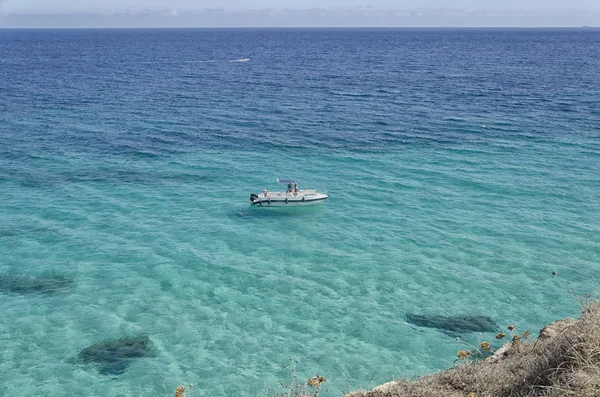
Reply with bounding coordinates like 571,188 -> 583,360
75,334 -> 155,375
406,313 -> 498,335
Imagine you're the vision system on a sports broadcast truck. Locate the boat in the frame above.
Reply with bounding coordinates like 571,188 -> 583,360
249,179 -> 328,206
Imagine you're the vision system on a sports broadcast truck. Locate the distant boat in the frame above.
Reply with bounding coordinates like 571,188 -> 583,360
232,58 -> 250,62
249,179 -> 328,207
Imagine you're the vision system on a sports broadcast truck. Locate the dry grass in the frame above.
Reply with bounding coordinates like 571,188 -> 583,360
171,358 -> 325,397
263,358 -> 327,397
345,302 -> 600,397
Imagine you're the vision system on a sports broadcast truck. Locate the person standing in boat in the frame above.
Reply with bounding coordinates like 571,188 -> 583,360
294,182 -> 299,196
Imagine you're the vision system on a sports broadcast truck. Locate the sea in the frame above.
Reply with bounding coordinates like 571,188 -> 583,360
0,28 -> 599,396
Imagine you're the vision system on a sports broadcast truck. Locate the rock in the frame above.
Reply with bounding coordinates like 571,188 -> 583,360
487,342 -> 513,363
406,313 -> 498,335
0,274 -> 73,295
373,381 -> 399,393
538,318 -> 576,340
76,334 -> 155,375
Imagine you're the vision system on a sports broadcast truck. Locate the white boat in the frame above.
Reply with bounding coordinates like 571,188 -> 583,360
250,179 -> 328,207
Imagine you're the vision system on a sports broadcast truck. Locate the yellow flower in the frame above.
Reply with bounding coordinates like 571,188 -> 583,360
480,341 -> 491,352
174,386 -> 186,397
307,375 -> 326,387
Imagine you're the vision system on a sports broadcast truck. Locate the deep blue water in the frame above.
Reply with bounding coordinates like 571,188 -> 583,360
0,28 -> 599,396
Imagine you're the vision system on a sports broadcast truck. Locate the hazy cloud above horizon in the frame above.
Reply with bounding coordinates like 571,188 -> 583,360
1,0 -> 599,27
3,0 -> 599,13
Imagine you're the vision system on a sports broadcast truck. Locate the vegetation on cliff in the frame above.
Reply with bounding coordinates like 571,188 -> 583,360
345,302 -> 600,397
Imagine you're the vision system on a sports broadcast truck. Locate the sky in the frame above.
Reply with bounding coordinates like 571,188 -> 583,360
2,0 -> 599,12
1,0 -> 599,27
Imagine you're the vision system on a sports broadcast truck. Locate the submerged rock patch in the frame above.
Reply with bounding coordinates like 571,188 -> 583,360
76,334 -> 155,375
0,274 -> 73,295
406,313 -> 498,335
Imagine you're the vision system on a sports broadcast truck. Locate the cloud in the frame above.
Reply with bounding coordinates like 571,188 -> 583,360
1,7 -> 599,27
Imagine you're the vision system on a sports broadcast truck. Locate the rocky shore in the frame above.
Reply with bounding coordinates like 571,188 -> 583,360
345,303 -> 600,397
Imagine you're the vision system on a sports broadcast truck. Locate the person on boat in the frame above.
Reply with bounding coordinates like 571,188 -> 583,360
287,183 -> 293,193
293,183 -> 299,196
263,189 -> 268,197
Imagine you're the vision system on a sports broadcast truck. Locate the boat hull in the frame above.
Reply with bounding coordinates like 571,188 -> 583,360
251,198 -> 326,207
250,192 -> 328,207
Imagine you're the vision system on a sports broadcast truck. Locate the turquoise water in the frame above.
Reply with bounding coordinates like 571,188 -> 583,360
0,28 -> 599,396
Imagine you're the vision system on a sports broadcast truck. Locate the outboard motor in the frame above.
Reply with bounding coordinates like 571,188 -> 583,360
250,193 -> 259,203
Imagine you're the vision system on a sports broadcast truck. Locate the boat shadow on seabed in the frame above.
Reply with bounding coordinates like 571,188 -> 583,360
230,204 -> 325,220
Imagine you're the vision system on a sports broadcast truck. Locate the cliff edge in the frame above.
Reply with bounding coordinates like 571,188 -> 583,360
345,303 -> 600,397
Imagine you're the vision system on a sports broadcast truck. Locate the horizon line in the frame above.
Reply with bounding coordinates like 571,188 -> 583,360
0,26 -> 597,29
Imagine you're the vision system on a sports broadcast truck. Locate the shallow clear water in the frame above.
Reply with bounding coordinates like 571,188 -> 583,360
0,28 -> 599,396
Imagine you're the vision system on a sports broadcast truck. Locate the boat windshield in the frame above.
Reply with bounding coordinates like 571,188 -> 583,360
277,178 -> 296,184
